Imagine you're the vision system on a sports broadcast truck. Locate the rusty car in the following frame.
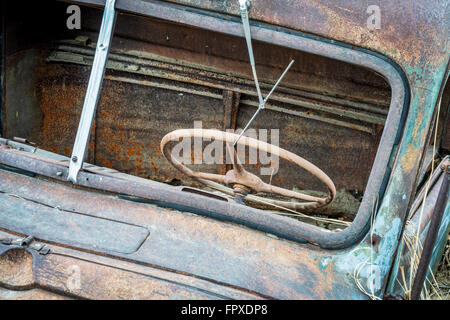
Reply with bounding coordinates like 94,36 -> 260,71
0,0 -> 448,300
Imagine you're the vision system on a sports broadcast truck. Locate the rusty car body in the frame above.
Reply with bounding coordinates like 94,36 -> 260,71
0,0 -> 449,299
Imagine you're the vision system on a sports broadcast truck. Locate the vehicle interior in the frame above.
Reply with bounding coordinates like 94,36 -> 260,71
0,0 -> 449,300
1,1 -> 394,228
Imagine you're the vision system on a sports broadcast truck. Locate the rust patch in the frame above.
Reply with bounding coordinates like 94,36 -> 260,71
401,144 -> 417,173
0,248 -> 34,289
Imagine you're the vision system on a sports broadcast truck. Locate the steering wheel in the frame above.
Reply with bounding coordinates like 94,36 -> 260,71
160,129 -> 336,211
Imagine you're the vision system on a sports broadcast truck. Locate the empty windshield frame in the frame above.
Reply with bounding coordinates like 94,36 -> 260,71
4,0 -> 408,249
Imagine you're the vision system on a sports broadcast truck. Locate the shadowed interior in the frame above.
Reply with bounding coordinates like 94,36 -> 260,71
2,1 -> 391,217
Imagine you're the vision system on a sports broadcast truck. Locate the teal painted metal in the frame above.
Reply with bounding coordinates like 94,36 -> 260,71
340,67 -> 449,298
386,162 -> 450,297
332,64 -> 449,298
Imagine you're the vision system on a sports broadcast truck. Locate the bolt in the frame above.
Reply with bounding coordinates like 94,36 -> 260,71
72,156 -> 78,162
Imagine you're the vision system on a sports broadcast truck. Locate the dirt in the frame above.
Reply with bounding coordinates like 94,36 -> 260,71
292,187 -> 361,218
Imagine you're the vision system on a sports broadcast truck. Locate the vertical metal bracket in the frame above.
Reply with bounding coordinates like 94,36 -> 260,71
68,0 -> 117,183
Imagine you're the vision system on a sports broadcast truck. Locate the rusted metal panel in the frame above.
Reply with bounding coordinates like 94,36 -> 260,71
95,0 -> 448,299
410,161 -> 448,299
0,170 -> 361,299
0,241 -> 261,299
220,90 -> 240,173
0,248 -> 34,290
12,2 -> 407,254
0,141 -> 392,250
94,82 -> 224,181
0,0 -> 411,255
1,3 -> 389,193
34,62 -> 379,191
0,287 -> 71,300
0,0 -> 448,300
222,90 -> 240,131
34,253 -> 231,300
164,0 -> 448,67
0,192 -> 150,254
387,158 -> 450,297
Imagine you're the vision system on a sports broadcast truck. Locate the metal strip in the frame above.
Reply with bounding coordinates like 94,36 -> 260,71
410,160 -> 449,299
49,41 -> 390,114
67,0 -> 117,183
47,46 -> 384,130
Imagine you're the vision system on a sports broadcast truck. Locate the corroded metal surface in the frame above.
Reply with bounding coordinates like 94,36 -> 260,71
0,240 -> 262,300
0,248 -> 34,289
387,157 -> 450,297
117,0 -> 450,299
1,0 -> 448,300
0,192 -> 150,253
3,1 -> 389,193
410,160 -> 449,299
164,0 -> 448,68
0,287 -> 70,300
1,0 -> 410,263
0,171 -> 360,299
0,144 -> 339,247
